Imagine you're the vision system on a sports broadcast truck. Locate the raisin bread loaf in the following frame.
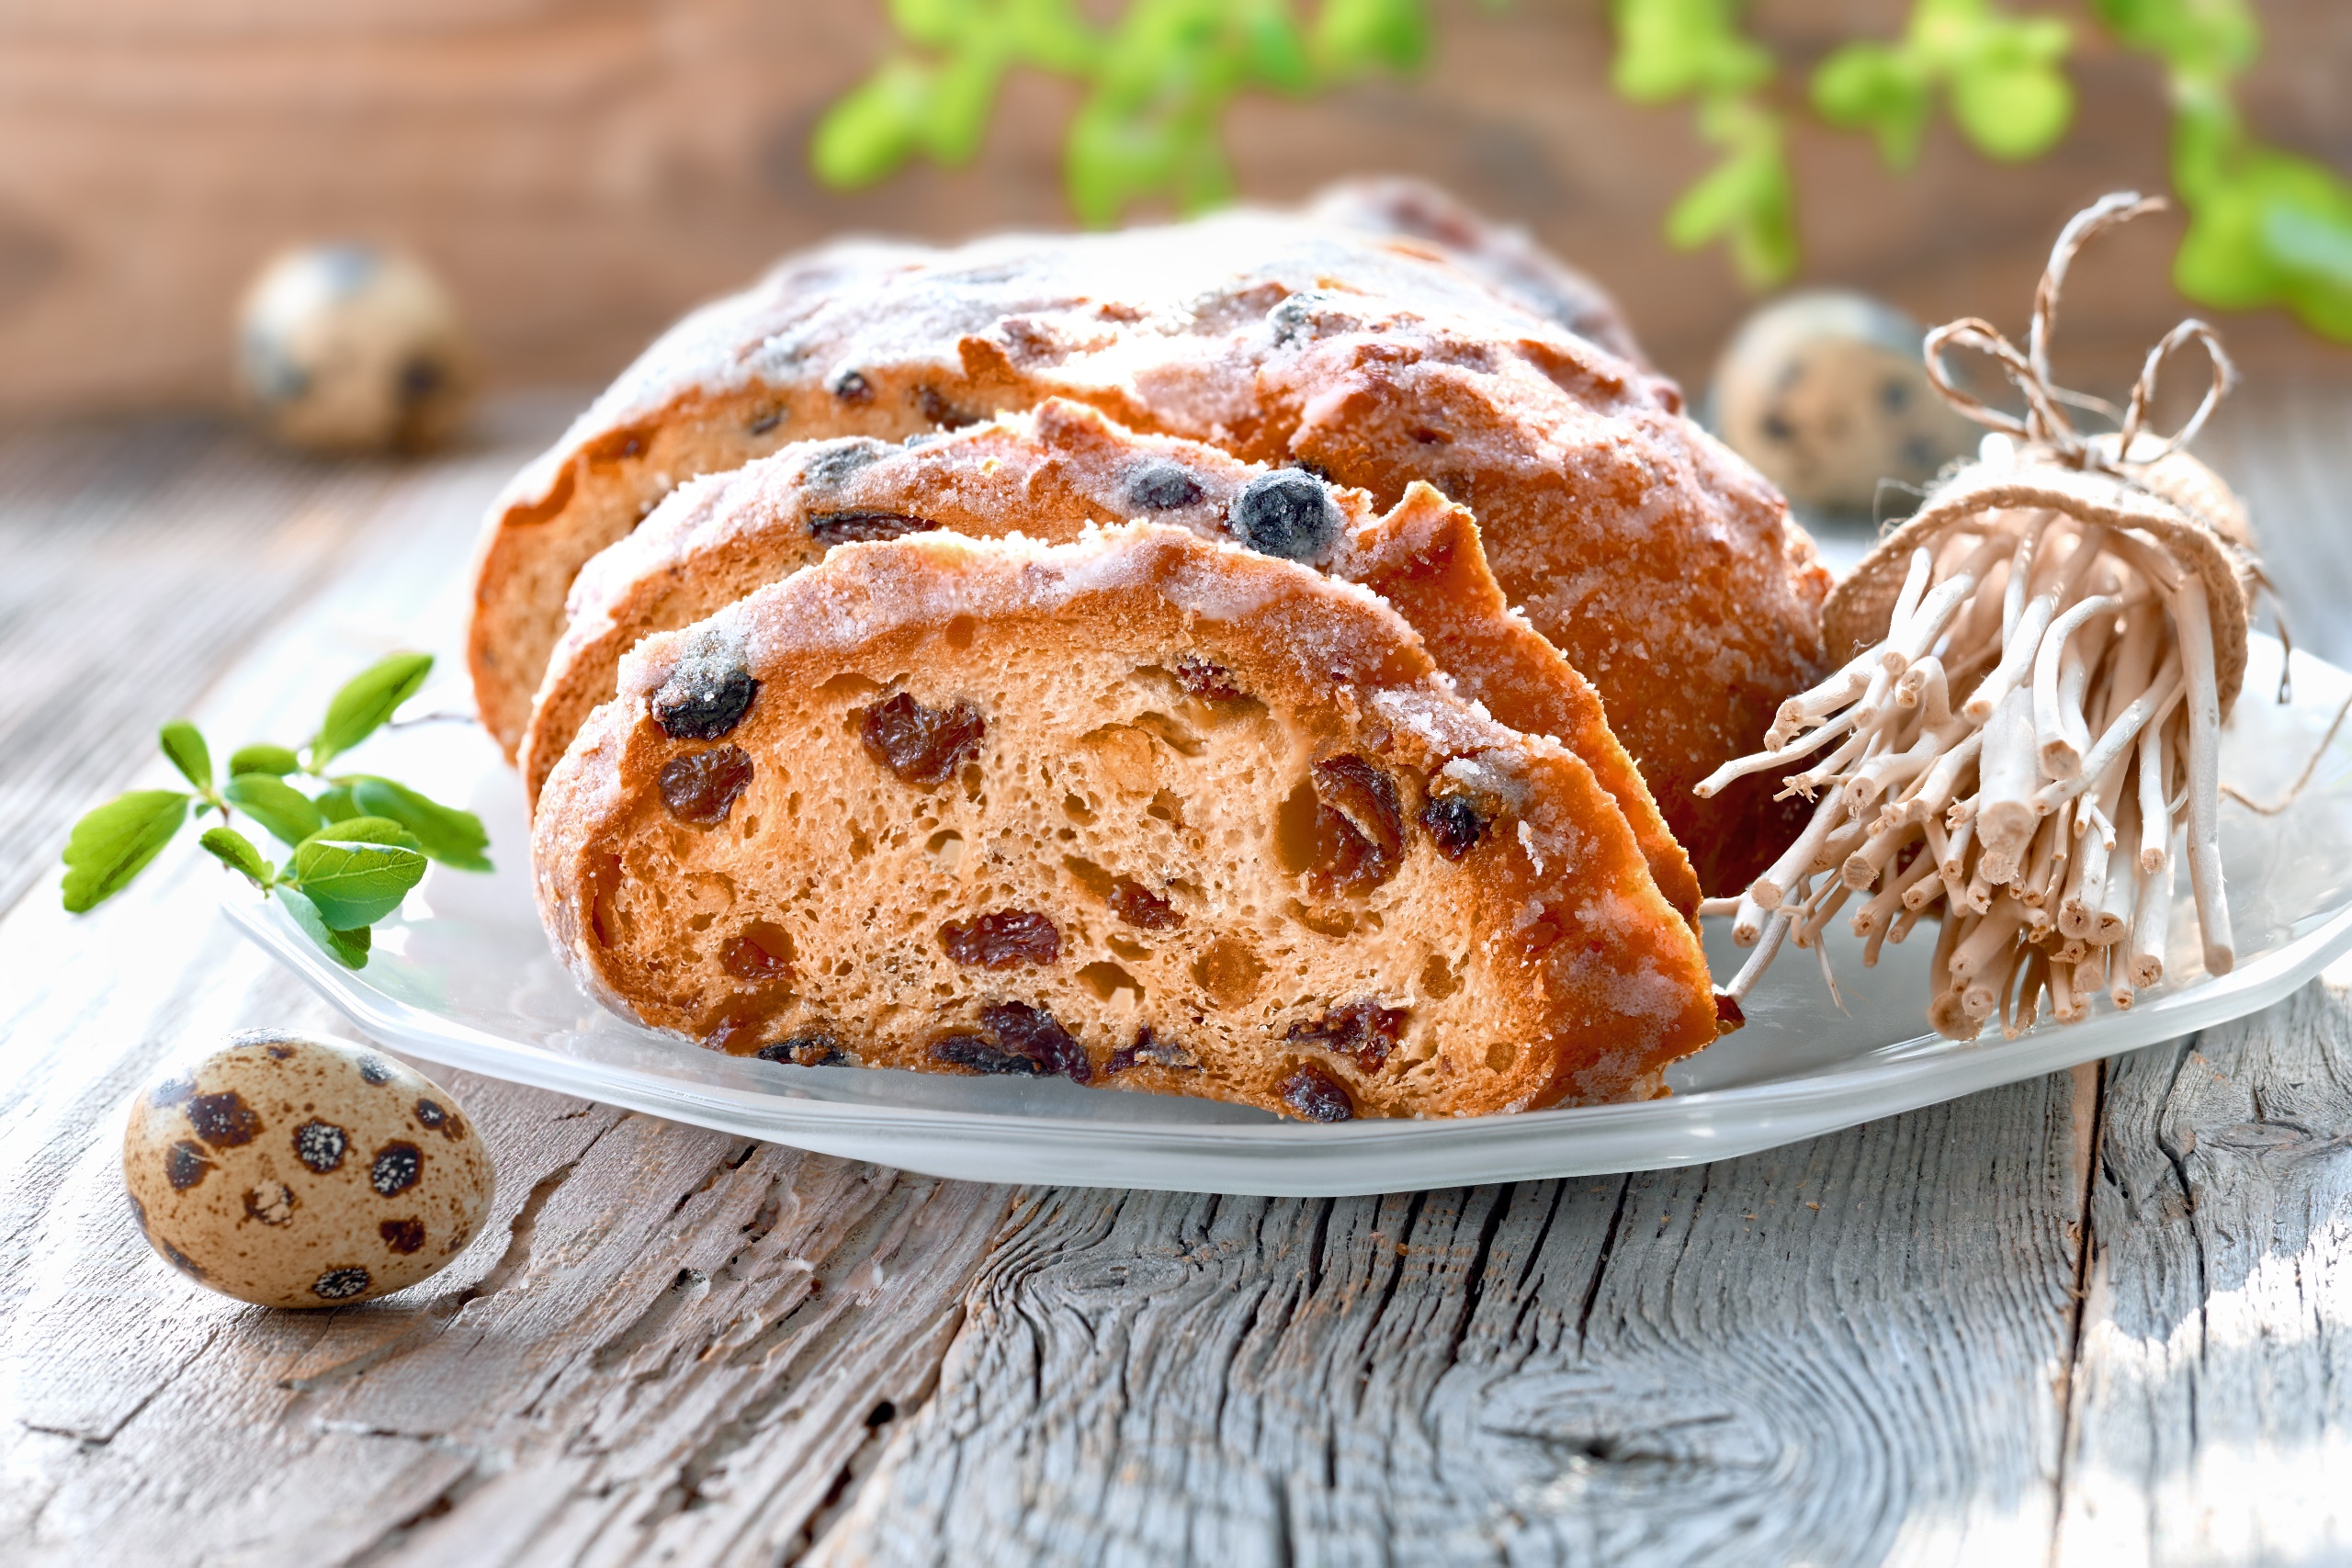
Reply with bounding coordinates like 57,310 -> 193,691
532,526 -> 1723,1119
470,197 -> 1828,891
526,398 -> 1701,919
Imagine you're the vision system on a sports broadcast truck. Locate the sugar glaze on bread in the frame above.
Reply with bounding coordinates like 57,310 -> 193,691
526,398 -> 1700,919
532,526 -> 1722,1120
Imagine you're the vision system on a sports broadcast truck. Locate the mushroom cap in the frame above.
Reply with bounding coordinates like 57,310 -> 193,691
1823,440 -> 2256,716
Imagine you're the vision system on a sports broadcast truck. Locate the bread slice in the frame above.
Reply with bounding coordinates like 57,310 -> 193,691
532,525 -> 1724,1119
466,237 -> 936,753
467,201 -> 1827,892
527,398 -> 1701,919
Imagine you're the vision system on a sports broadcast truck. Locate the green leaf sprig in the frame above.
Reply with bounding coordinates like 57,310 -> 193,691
813,0 -> 2352,344
812,0 -> 1444,228
60,652 -> 489,969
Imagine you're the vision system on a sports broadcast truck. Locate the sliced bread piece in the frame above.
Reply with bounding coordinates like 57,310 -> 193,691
468,204 -> 1827,891
527,399 -> 1700,919
532,525 -> 1724,1120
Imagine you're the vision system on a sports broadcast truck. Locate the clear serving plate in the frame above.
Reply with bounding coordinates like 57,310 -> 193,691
227,634 -> 2352,1197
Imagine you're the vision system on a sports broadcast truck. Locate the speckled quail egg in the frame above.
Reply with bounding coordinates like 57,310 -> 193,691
235,243 -> 475,453
1709,290 -> 1977,519
122,1030 -> 492,1308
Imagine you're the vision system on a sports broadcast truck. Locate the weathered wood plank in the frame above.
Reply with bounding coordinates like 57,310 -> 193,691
2054,956 -> 2352,1565
808,1071 -> 2093,1568
0,402 -> 1017,1568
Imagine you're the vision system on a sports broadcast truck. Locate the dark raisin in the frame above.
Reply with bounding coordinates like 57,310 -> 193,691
860,694 -> 985,786
1107,1028 -> 1201,1075
940,910 -> 1061,968
379,1218 -> 425,1254
1419,794 -> 1489,861
413,1099 -> 446,1130
1266,289 -> 1334,347
1172,654 -> 1247,703
1715,990 -> 1747,1031
1308,755 -> 1406,897
1125,462 -> 1204,512
721,921 -> 796,982
930,1033 -> 1047,1077
293,1119 -> 348,1174
164,1140 -> 211,1190
660,745 -> 755,826
800,438 -> 889,491
186,1089 -> 261,1148
149,1075 -> 195,1109
369,1142 -> 423,1197
311,1267 -> 371,1301
808,509 -> 939,546
1281,1065 -> 1355,1122
828,367 -> 874,404
1287,998 -> 1409,1072
1106,878 -> 1182,930
1229,468 -> 1342,562
977,1001 -> 1091,1083
651,653 -> 760,741
748,407 -> 785,436
266,1044 -> 294,1059
757,1032 -> 846,1068
915,385 -> 978,428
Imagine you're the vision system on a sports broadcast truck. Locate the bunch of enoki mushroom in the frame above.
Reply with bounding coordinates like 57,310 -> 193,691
1702,194 -> 2271,1041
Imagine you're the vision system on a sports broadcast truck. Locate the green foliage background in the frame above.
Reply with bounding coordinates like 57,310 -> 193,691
811,0 -> 2352,343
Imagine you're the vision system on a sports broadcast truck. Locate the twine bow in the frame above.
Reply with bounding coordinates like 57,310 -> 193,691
1921,193 -> 2238,475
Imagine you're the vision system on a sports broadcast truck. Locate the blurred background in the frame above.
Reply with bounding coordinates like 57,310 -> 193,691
6,0 -> 2346,420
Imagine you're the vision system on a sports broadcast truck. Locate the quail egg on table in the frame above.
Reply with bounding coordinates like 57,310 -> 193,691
235,243 -> 475,453
122,1030 -> 493,1308
1709,290 -> 1977,524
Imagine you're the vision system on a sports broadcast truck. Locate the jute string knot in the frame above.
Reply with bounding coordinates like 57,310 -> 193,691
1922,192 -> 2237,479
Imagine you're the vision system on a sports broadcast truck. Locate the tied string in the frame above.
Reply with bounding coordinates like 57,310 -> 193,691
1922,192 -> 2238,475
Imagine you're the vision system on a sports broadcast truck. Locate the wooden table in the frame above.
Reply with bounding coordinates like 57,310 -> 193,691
5,390 -> 2350,1566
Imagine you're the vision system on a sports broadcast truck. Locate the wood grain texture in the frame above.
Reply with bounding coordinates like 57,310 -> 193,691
2055,957 -> 2352,1566
806,1074 -> 2092,1568
2,0 -> 2346,412
1,400 -> 2349,1564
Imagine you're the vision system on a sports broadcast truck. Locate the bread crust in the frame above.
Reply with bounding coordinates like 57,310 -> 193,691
526,399 -> 1701,919
533,526 -> 1723,1119
469,204 -> 1827,891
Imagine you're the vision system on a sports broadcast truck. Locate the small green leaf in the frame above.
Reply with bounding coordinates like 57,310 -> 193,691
277,885 -> 372,969
199,827 -> 272,888
1951,60 -> 2073,161
227,743 -> 300,777
811,62 -> 935,188
224,773 -> 326,847
288,817 -> 427,929
159,722 -> 212,795
313,783 -> 362,824
311,652 -> 434,768
346,776 -> 491,872
61,791 -> 189,912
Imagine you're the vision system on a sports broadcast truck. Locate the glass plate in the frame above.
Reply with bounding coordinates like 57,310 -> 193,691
226,635 -> 2352,1197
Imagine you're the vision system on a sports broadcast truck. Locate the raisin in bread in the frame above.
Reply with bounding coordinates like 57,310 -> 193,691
532,525 -> 1723,1119
469,197 -> 1828,891
526,398 -> 1701,919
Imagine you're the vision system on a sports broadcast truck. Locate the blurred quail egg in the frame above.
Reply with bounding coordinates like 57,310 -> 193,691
236,243 -> 475,453
1710,290 -> 1977,519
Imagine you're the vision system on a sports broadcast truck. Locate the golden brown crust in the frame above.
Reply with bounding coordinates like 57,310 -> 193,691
533,526 -> 1722,1119
469,205 -> 1826,891
526,400 -> 1700,920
